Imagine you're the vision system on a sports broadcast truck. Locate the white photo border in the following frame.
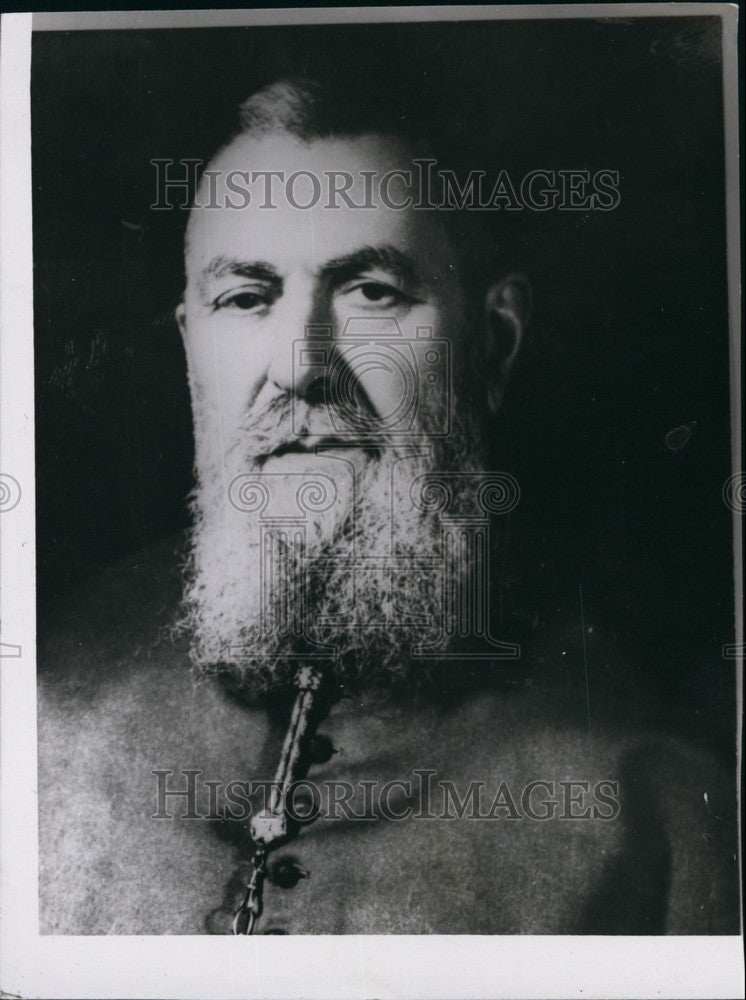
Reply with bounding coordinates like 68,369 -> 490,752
1,6 -> 742,999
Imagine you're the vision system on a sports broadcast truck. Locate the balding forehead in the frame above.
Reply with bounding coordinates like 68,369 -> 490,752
186,130 -> 428,228
183,131 -> 456,280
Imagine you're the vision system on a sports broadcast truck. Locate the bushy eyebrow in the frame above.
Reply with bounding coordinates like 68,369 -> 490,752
197,244 -> 421,302
197,257 -> 281,301
321,245 -> 420,286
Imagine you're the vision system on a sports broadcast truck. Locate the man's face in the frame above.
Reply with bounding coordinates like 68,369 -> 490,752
181,131 -> 468,474
178,130 -> 488,693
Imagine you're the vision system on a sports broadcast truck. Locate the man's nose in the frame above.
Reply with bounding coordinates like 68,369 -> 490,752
265,284 -> 331,397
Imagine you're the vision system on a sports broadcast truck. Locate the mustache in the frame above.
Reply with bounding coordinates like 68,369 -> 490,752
230,394 -> 385,463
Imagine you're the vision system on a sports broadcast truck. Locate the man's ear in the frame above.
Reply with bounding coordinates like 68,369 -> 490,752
483,273 -> 531,414
175,301 -> 187,338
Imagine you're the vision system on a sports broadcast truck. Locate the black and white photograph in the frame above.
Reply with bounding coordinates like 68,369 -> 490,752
0,4 -> 742,998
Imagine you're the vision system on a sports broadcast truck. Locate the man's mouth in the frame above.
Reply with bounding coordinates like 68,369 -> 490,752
262,435 -> 381,464
274,435 -> 344,455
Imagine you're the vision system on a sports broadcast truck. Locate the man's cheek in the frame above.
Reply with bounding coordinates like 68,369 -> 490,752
189,381 -> 253,462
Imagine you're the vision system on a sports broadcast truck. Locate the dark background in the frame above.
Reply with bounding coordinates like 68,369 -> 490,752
32,17 -> 736,754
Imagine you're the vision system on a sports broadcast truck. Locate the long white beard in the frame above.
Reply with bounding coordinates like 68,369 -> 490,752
177,392 -> 488,696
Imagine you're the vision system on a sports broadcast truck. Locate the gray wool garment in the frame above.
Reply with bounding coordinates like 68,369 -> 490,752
37,537 -> 739,936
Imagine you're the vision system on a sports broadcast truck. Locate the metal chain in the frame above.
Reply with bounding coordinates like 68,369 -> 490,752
231,847 -> 267,936
231,666 -> 323,935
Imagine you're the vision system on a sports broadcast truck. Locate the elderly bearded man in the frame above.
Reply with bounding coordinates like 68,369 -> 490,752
37,79 -> 738,936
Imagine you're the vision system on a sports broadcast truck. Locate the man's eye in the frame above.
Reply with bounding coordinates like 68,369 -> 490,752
344,281 -> 408,307
213,289 -> 269,312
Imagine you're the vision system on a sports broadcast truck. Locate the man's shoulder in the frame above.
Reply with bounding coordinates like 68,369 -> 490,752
37,535 -> 275,838
445,682 -> 740,933
38,533 -> 185,692
36,537 -> 276,934
463,680 -> 738,848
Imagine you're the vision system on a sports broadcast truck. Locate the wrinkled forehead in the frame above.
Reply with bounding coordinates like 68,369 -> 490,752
184,130 -> 457,280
